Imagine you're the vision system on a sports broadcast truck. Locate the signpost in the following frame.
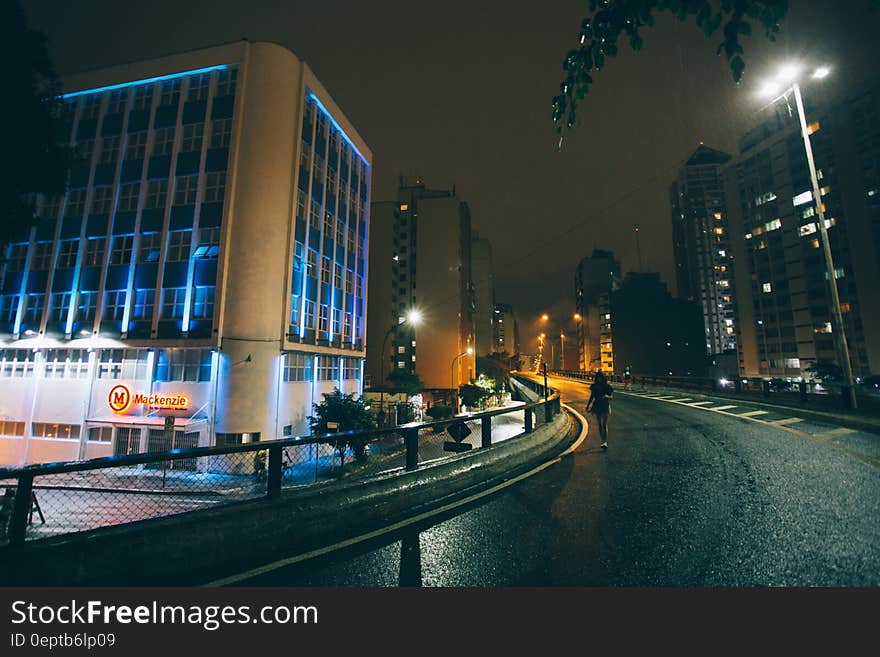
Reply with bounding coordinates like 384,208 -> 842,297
444,420 -> 472,453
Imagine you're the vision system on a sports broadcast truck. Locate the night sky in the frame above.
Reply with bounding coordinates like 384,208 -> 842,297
23,0 -> 880,352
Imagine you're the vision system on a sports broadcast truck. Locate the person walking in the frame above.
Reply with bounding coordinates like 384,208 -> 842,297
586,371 -> 613,449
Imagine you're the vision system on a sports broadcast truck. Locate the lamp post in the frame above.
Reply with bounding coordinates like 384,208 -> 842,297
451,346 -> 474,412
540,313 -> 581,373
573,313 -> 583,371
379,309 -> 422,426
759,64 -> 856,409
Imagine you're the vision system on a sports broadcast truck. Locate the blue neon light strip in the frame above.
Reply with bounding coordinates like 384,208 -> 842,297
307,92 -> 368,165
61,64 -> 231,99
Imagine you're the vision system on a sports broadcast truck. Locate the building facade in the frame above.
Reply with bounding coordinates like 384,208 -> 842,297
670,144 -> 737,357
366,178 -> 475,396
725,79 -> 880,379
471,234 -> 495,356
0,41 -> 372,465
574,249 -> 621,372
493,303 -> 518,355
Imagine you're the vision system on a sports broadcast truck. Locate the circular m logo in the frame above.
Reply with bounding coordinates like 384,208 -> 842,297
109,384 -> 133,414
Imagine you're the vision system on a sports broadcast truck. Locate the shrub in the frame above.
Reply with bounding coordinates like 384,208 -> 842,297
425,404 -> 453,420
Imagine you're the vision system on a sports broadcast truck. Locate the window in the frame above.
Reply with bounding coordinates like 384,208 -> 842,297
166,230 -> 191,261
174,174 -> 199,205
204,172 -> 225,203
99,136 -> 120,164
156,348 -> 213,382
807,121 -> 820,135
152,127 -> 175,156
126,132 -> 148,160
145,179 -> 168,208
80,94 -> 102,120
799,223 -> 817,237
75,139 -> 95,161
324,213 -> 334,237
187,74 -> 210,102
309,204 -> 320,230
0,420 -> 25,437
31,423 -> 81,439
318,304 -> 329,332
77,291 -> 98,322
763,282 -> 772,293
193,227 -> 220,258
23,295 -> 43,323
333,263 -> 343,290
303,299 -> 316,328
110,235 -> 133,265
210,118 -> 232,149
764,218 -> 782,232
792,190 -> 813,206
342,358 -> 359,380
317,355 -> 338,380
283,351 -> 312,382
306,249 -> 318,278
104,289 -> 127,321
192,286 -> 214,319
784,358 -> 801,369
321,257 -> 331,285
115,427 -> 141,455
117,182 -> 141,212
161,287 -> 187,318
28,243 -> 51,270
5,244 -> 28,272
97,348 -> 150,379
1,294 -> 18,323
0,349 -> 36,378
57,240 -> 79,269
216,68 -> 237,96
66,189 -> 87,217
43,349 -> 90,379
91,186 -> 113,215
180,123 -> 203,152
345,270 -> 353,294
83,238 -> 105,267
160,80 -> 180,106
132,85 -> 153,111
107,90 -> 127,114
139,233 -> 161,263
88,426 -> 113,443
132,288 -> 155,319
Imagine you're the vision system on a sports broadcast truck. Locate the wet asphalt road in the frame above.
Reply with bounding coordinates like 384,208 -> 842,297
230,376 -> 880,586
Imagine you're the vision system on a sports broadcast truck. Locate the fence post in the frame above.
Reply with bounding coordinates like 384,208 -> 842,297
404,428 -> 419,471
481,416 -> 492,448
545,399 -> 553,422
762,380 -> 770,397
267,444 -> 282,498
9,474 -> 34,546
524,408 -> 533,433
799,380 -> 807,403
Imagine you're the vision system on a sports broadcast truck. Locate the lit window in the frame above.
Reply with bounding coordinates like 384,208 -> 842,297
806,121 -> 820,135
762,282 -> 772,293
799,223 -> 817,237
399,204 -> 409,211
764,218 -> 782,232
792,191 -> 813,206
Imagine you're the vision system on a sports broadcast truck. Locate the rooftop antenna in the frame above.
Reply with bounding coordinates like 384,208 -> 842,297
633,225 -> 643,272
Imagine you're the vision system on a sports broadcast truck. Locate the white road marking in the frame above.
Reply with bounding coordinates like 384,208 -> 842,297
711,405 -> 738,411
812,427 -> 856,440
202,404 -> 590,587
739,410 -> 769,417
688,401 -> 714,406
771,418 -> 804,426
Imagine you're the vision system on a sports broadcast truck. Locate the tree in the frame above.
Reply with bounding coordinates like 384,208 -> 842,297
308,388 -> 376,464
1,0 -> 70,250
552,0 -> 789,133
804,360 -> 843,388
386,369 -> 425,396
458,382 -> 493,409
476,352 -> 514,391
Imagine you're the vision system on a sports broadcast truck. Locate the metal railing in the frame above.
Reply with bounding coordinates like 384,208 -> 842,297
550,369 -> 880,413
0,383 -> 562,547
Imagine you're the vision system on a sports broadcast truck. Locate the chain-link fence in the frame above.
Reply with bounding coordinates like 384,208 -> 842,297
0,384 -> 561,547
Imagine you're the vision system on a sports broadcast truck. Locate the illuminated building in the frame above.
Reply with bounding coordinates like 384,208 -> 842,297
670,144 -> 737,357
724,79 -> 880,379
366,178 -> 475,396
0,41 -> 371,465
493,303 -> 518,355
574,249 -> 620,372
471,234 -> 495,356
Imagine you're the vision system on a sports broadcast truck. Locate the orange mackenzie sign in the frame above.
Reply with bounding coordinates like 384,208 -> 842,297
109,384 -> 190,414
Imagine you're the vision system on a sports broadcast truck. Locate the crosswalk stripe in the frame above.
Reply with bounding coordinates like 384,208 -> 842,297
711,405 -> 737,411
739,410 -> 768,417
688,401 -> 714,406
771,417 -> 803,426
668,398 -> 692,402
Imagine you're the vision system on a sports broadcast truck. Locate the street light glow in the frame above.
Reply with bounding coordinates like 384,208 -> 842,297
405,309 -> 422,325
778,63 -> 802,83
541,314 -> 549,321
812,66 -> 830,79
759,81 -> 781,98
466,346 -> 473,355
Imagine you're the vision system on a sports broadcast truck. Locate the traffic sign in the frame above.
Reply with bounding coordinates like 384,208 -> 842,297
446,420 -> 471,442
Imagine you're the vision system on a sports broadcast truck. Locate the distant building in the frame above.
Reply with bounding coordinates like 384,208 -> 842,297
493,303 -> 518,355
574,249 -> 621,372
607,273 -> 706,377
724,79 -> 880,379
670,144 -> 736,357
471,234 -> 495,356
0,42 -> 371,465
366,178 -> 475,397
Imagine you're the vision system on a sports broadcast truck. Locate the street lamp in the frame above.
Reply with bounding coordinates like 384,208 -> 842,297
759,63 -> 857,409
451,346 -> 474,411
379,308 -> 423,425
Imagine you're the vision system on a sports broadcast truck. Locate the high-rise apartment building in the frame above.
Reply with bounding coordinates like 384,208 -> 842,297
471,234 -> 495,356
493,303 -> 518,355
670,144 -> 736,356
366,178 -> 475,396
725,79 -> 880,379
574,249 -> 621,371
0,42 -> 371,465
